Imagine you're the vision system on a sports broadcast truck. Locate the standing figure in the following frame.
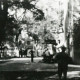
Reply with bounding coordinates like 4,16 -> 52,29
55,46 -> 70,80
19,49 -> 23,57
30,49 -> 34,62
43,48 -> 51,63
24,48 -> 27,57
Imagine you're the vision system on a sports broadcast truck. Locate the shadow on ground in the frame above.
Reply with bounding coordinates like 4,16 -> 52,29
0,71 -> 56,80
0,71 -> 80,80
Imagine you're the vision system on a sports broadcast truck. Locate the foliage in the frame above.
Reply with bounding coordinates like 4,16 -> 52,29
0,0 -> 45,45
0,0 -> 65,49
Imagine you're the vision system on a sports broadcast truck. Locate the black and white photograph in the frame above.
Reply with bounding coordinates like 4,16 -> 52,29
0,0 -> 80,80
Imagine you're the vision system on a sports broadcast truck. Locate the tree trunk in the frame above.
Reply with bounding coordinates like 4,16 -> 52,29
0,0 -> 8,44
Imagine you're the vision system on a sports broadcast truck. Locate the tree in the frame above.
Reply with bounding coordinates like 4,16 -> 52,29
74,19 -> 80,49
0,0 -> 64,51
0,0 -> 8,44
0,0 -> 45,45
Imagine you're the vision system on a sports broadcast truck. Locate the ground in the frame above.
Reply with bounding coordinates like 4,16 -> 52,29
0,57 -> 80,80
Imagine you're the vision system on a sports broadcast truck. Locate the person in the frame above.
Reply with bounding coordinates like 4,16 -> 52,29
43,48 -> 51,63
30,49 -> 34,62
55,46 -> 70,80
19,48 -> 23,57
24,48 -> 28,57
